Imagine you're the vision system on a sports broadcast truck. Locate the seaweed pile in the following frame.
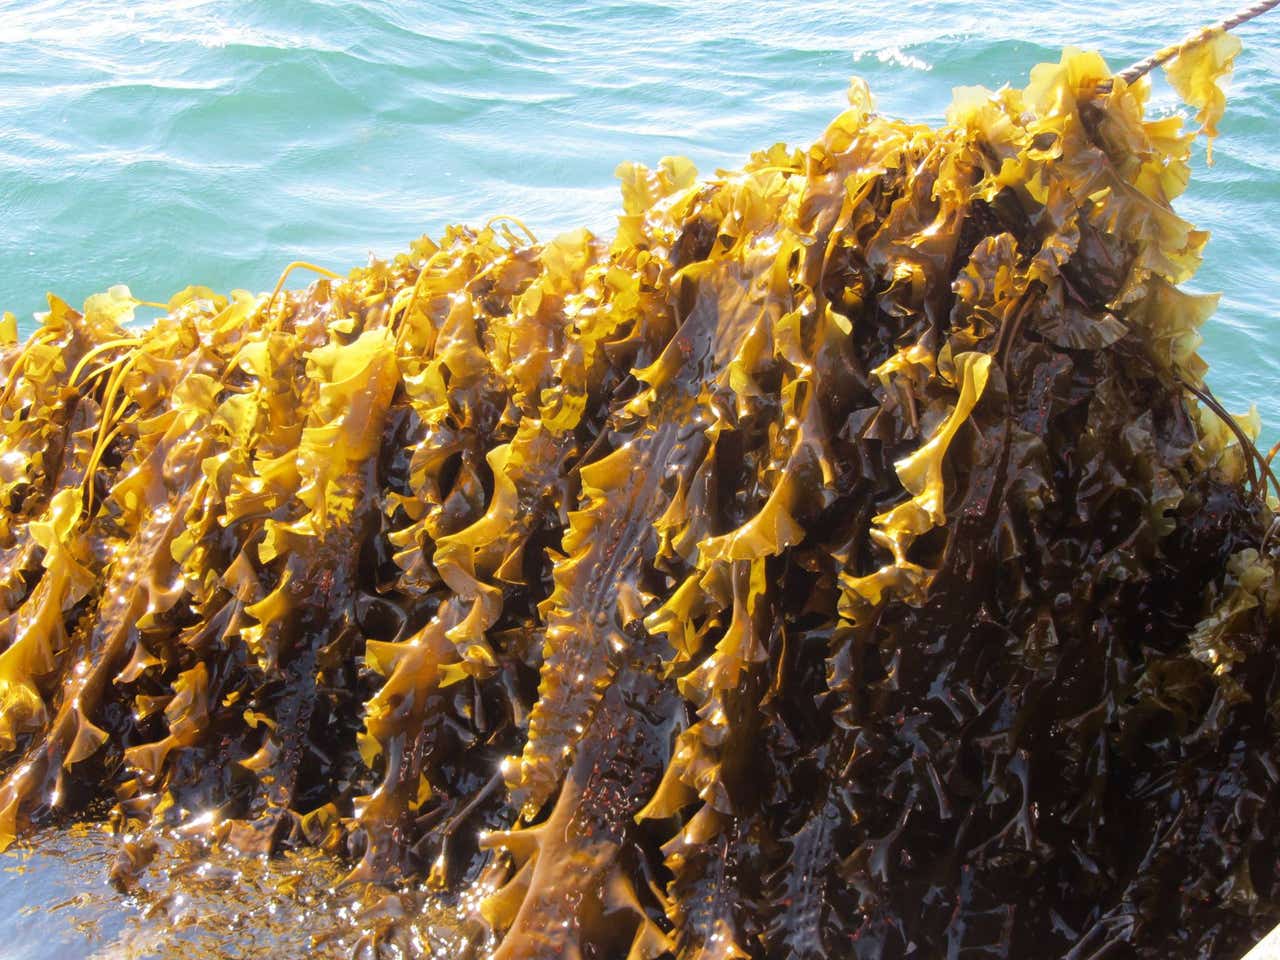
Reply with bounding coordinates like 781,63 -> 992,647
1,39 -> 1279,959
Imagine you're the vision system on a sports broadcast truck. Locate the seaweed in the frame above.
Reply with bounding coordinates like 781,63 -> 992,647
1,39 -> 1278,959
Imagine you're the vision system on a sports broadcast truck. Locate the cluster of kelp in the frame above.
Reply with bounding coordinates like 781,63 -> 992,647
1,36 -> 1278,959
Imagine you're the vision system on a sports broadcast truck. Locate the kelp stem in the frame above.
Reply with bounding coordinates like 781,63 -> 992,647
1181,376 -> 1280,503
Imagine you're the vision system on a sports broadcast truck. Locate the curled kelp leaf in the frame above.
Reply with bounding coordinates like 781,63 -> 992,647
1164,28 -> 1243,164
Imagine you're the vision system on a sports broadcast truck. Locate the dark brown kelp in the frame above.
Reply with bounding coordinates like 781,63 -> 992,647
2,39 -> 1279,959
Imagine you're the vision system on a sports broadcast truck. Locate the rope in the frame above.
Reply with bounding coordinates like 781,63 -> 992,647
1115,0 -> 1279,85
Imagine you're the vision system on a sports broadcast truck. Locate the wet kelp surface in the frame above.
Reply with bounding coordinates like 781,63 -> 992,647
1,43 -> 1279,959
0,824 -> 429,960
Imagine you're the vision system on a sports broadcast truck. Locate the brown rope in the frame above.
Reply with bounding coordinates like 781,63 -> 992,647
1114,0 -> 1279,86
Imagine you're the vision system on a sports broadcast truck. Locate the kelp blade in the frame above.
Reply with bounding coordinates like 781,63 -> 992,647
0,43 -> 1278,960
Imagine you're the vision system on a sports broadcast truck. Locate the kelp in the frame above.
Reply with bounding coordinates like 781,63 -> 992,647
1,40 -> 1279,960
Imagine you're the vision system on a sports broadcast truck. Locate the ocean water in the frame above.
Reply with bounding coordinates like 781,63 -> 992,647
1,1 -> 1278,434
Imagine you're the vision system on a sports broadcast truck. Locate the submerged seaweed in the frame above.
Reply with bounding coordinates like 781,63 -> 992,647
1,42 -> 1278,959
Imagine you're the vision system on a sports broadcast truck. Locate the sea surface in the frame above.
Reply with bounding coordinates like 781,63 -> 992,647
1,2 -> 1279,957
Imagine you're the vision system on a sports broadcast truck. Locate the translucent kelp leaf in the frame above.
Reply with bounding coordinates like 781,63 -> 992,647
1165,29 -> 1242,164
886,351 -> 991,533
82,284 -> 138,330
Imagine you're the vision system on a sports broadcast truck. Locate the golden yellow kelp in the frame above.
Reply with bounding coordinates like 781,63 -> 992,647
1165,33 -> 1240,165
1,46 -> 1278,958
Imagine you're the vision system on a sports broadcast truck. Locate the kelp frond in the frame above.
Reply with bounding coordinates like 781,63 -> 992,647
1,43 -> 1278,958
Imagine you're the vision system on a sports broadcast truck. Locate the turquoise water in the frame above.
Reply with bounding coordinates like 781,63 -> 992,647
0,0 -> 1277,421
